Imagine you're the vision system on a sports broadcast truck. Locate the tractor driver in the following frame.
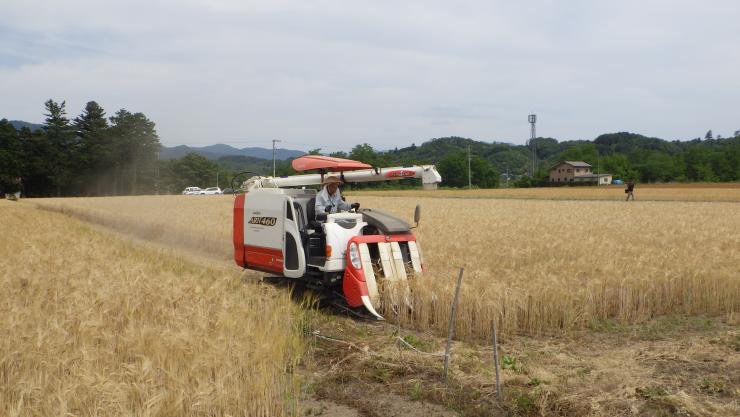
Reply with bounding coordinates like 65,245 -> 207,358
315,176 -> 360,215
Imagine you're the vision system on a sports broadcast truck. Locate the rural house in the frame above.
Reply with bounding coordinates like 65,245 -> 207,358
549,161 -> 612,185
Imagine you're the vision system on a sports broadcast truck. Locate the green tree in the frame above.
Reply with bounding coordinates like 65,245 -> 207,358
43,99 -> 76,196
108,109 -> 161,194
558,143 -> 598,165
161,153 -> 220,192
0,119 -> 24,194
329,151 -> 348,158
74,101 -> 111,195
684,147 -> 717,181
18,126 -> 55,196
437,151 -> 498,188
601,154 -> 635,181
437,152 -> 467,187
349,143 -> 389,167
634,152 -> 681,182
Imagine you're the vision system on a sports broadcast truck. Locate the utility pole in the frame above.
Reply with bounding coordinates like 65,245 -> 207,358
272,139 -> 282,177
506,163 -> 509,188
467,145 -> 472,189
216,171 -> 219,188
528,114 -> 537,177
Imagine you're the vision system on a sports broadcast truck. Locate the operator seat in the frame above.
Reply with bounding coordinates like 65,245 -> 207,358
307,197 -> 316,222
306,197 -> 323,230
305,196 -> 327,263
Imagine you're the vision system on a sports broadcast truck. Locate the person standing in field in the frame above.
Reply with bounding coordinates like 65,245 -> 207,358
625,180 -> 635,201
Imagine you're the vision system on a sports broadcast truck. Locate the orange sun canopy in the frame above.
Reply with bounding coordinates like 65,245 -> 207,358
291,155 -> 372,172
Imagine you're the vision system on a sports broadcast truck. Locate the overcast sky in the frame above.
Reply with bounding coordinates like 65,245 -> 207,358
2,1 -> 739,151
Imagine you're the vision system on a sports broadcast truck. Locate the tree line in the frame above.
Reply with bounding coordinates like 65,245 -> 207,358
532,132 -> 740,184
308,131 -> 739,188
2,101 -> 739,196
372,133 -> 740,187
1,100 -> 161,196
1,100 -> 236,196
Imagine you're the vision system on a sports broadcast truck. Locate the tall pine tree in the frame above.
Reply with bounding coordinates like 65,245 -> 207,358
74,101 -> 110,195
43,99 -> 75,196
108,109 -> 161,194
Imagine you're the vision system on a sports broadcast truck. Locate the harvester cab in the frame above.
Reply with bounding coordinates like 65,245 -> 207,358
232,155 -> 442,319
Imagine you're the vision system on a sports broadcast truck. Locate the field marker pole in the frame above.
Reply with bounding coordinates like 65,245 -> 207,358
492,320 -> 502,400
443,267 -> 464,382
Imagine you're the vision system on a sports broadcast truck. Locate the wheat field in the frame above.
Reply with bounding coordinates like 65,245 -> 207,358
30,190 -> 740,342
350,183 -> 740,202
1,201 -> 304,416
369,197 -> 739,340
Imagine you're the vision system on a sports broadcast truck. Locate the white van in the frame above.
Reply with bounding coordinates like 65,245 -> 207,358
182,187 -> 202,195
203,187 -> 222,195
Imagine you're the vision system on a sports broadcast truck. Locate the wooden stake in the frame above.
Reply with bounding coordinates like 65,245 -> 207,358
443,267 -> 464,382
492,320 -> 502,400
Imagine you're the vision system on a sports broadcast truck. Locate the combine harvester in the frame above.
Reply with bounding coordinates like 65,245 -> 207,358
233,155 -> 441,319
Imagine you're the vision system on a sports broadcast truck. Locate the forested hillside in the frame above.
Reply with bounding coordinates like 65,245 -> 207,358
2,99 -> 738,196
318,132 -> 740,188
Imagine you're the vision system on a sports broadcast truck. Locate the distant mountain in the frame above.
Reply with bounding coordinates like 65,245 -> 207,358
9,120 -> 44,131
160,144 -> 304,161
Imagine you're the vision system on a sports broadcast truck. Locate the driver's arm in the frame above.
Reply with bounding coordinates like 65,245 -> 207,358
336,197 -> 351,212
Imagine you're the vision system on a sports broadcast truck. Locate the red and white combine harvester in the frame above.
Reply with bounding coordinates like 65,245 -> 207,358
233,155 -> 442,319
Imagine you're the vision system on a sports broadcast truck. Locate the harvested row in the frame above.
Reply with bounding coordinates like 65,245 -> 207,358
33,195 -> 234,261
0,201 -> 303,417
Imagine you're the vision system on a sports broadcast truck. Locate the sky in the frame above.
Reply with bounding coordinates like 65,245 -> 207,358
1,0 -> 739,152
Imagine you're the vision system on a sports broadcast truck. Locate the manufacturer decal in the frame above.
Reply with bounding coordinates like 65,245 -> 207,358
248,216 -> 277,226
384,169 -> 415,178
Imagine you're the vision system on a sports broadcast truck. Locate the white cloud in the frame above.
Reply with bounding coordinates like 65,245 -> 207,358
1,0 -> 739,149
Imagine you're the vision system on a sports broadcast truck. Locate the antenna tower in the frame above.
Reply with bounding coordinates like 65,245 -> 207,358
528,114 -> 537,176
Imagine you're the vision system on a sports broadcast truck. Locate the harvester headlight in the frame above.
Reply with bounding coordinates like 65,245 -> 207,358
349,243 -> 361,269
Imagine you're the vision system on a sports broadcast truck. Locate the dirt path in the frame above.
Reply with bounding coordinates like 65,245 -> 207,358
303,313 -> 738,416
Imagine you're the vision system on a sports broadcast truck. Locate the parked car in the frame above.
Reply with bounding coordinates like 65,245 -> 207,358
222,188 -> 235,194
182,187 -> 202,195
202,187 -> 222,195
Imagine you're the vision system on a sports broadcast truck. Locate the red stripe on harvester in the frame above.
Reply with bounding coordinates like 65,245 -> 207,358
244,245 -> 284,274
233,194 -> 246,267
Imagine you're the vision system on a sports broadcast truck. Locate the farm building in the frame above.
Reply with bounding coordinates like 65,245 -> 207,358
549,161 -> 612,185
